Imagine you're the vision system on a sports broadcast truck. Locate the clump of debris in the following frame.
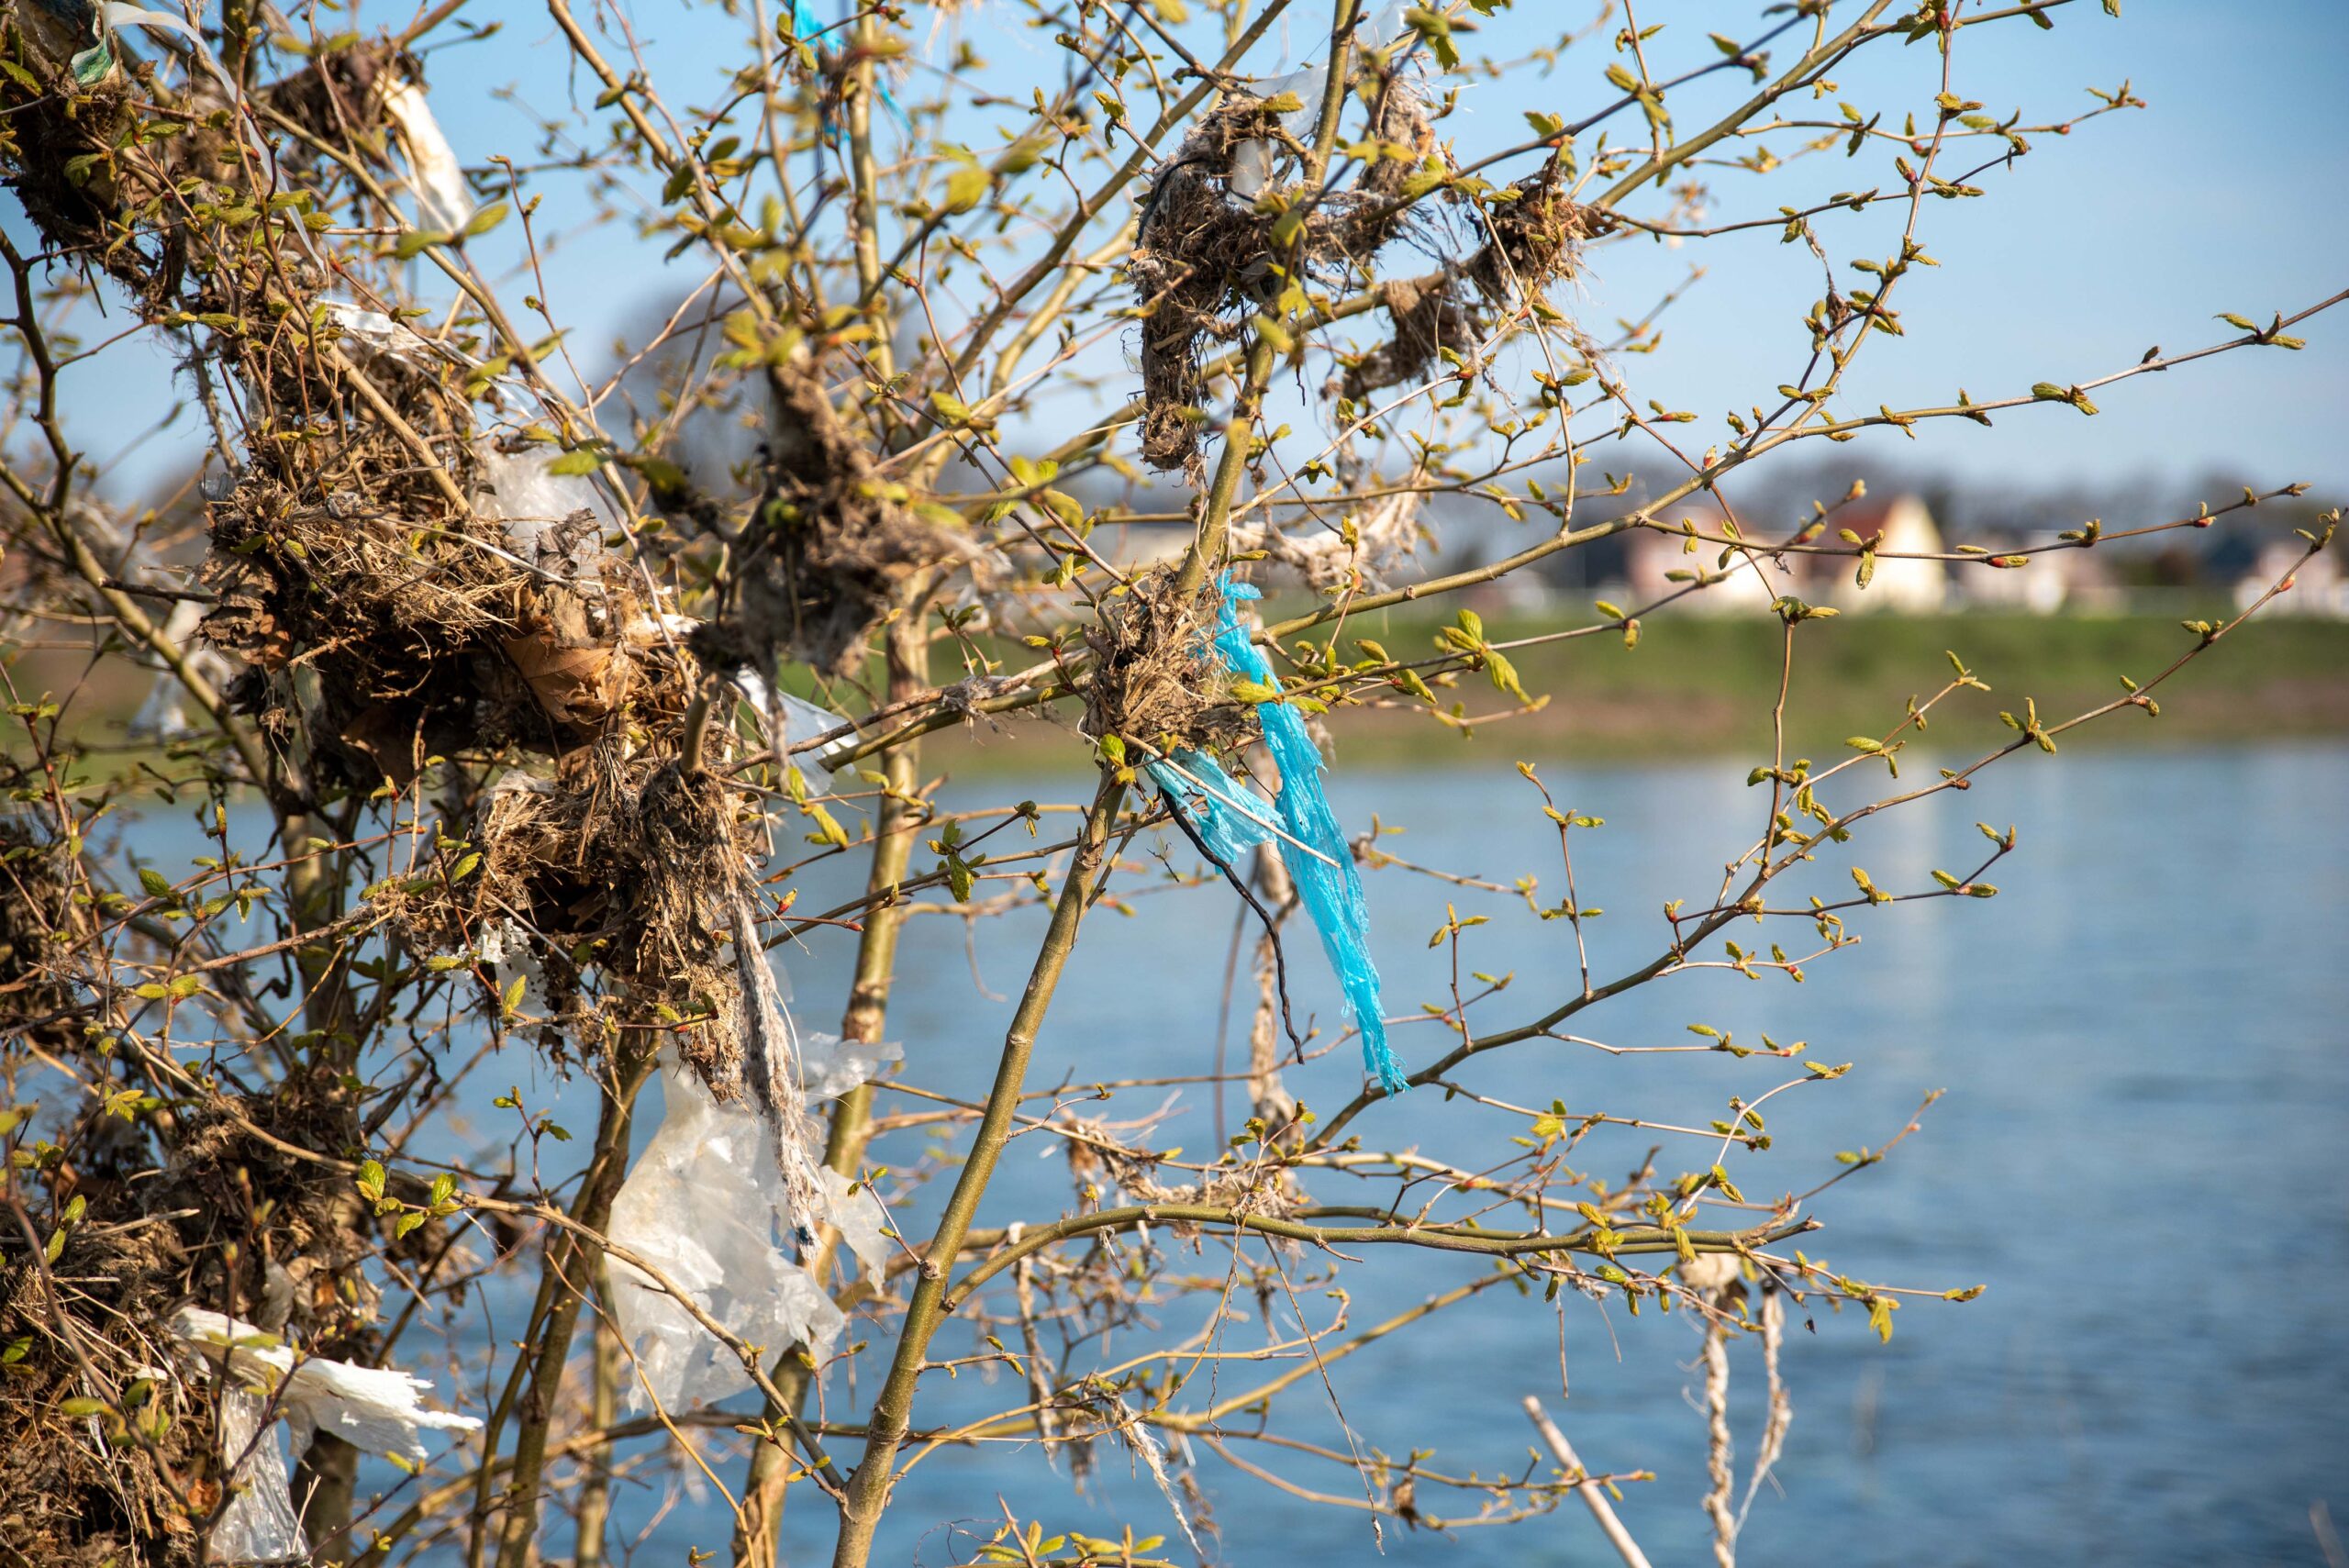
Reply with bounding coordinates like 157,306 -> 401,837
1130,61 -> 1442,474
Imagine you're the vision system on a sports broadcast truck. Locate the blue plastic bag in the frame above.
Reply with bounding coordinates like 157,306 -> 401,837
1145,577 -> 1408,1095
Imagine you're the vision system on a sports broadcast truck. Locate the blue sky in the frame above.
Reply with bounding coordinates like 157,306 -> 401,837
61,0 -> 2349,504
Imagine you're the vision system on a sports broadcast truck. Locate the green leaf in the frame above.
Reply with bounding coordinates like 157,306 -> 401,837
462,203 -> 510,239
138,868 -> 173,899
392,228 -> 454,260
356,1160 -> 387,1202
545,449 -> 601,476
942,160 -> 990,213
1404,7 -> 1460,69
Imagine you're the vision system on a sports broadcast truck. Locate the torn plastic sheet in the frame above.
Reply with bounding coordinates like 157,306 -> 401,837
819,1166 -> 891,1290
1227,2 -> 1413,198
473,914 -> 549,1018
210,1389 -> 307,1565
318,298 -> 440,375
796,1030 -> 904,1103
471,437 -> 617,578
607,1062 -> 849,1409
607,923 -> 899,1408
71,5 -> 236,92
729,669 -> 853,795
379,75 -> 473,232
320,298 -> 540,416
1206,576 -> 1407,1095
1145,748 -> 1276,870
170,1308 -> 483,1465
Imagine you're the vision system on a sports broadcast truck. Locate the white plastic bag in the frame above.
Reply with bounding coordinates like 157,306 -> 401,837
171,1309 -> 483,1465
607,1063 -> 849,1408
379,77 -> 474,233
472,439 -> 616,575
210,1389 -> 307,1565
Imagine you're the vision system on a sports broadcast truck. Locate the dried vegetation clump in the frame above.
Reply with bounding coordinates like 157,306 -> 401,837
1131,73 -> 1441,473
0,27 -> 242,307
1082,569 -> 1254,756
0,811 -> 83,1049
0,21 -> 777,1099
1467,165 -> 1612,306
386,739 -> 771,1092
1341,165 -> 1613,402
699,360 -> 966,682
0,1072 -> 385,1567
0,1220 -> 205,1567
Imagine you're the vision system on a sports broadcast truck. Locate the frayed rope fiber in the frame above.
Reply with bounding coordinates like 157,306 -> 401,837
1149,575 -> 1408,1095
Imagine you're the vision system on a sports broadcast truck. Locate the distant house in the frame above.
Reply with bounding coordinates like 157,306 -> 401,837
1960,528 -> 2122,614
2235,537 -> 2347,616
1805,494 -> 1948,612
1621,492 -> 1947,615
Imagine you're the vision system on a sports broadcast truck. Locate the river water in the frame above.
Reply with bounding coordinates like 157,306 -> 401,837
123,741 -> 2349,1564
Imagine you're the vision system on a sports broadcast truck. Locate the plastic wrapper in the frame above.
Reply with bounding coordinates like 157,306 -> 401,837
1145,749 -> 1278,869
210,1389 -> 307,1565
379,76 -> 473,232
71,5 -> 235,91
1208,577 -> 1407,1094
607,1063 -> 849,1408
319,298 -> 438,374
473,913 -> 549,1019
819,1166 -> 892,1290
171,1308 -> 483,1465
796,1030 -> 904,1103
729,669 -> 852,795
471,439 -> 616,577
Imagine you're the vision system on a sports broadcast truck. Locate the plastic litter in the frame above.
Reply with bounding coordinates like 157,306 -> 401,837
473,912 -> 549,1019
796,1030 -> 905,1102
608,1062 -> 850,1408
470,437 -> 616,578
790,1 -> 908,138
607,930 -> 897,1408
318,298 -> 439,375
1202,576 -> 1407,1095
731,673 -> 852,795
1227,2 -> 1414,198
1144,748 -> 1277,869
819,1166 -> 892,1290
170,1308 -> 484,1464
378,76 -> 473,232
210,1389 -> 307,1565
71,5 -> 235,92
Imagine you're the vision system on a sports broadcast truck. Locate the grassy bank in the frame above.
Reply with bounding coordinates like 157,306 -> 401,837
18,608 -> 2344,784
930,607 -> 2349,773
